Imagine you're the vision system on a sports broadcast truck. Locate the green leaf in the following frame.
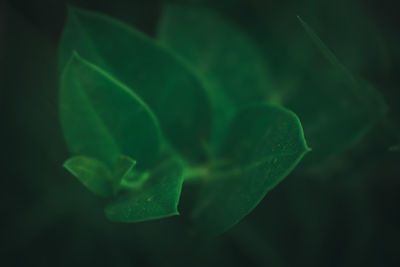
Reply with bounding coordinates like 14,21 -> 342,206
281,17 -> 388,166
60,52 -> 162,169
63,156 -> 114,197
192,104 -> 310,235
157,5 -> 273,147
105,158 -> 184,222
59,7 -> 212,161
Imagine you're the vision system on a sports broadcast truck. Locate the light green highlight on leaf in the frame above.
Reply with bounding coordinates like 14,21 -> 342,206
192,104 -> 310,235
389,144 -> 400,151
105,159 -> 184,223
59,6 -> 212,161
60,52 -> 161,169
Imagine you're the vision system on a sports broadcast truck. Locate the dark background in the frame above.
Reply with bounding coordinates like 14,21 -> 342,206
1,0 -> 400,266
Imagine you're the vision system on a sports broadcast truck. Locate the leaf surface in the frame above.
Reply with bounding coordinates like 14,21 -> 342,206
157,5 -> 273,147
60,52 -> 161,169
63,156 -> 114,197
105,158 -> 184,222
59,7 -> 211,161
192,104 -> 310,235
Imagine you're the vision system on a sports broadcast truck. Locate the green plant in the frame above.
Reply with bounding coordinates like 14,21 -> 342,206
59,5 -> 386,235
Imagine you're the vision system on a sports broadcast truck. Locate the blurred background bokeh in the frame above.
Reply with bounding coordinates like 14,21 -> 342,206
1,0 -> 400,266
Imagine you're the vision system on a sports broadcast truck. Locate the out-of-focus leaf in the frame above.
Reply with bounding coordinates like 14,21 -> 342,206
60,52 -> 161,169
192,104 -> 310,235
279,17 -> 388,166
59,7 -> 212,161
297,16 -> 358,89
157,5 -> 273,147
105,158 -> 184,222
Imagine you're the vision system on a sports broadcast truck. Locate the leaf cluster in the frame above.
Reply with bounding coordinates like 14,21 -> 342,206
59,5 -> 386,235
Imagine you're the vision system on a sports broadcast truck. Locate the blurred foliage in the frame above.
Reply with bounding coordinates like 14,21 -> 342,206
1,0 -> 400,266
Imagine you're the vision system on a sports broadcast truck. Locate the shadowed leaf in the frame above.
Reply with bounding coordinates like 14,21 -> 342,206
282,17 -> 388,166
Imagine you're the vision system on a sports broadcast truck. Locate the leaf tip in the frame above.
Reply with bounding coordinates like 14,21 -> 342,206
71,50 -> 81,61
118,155 -> 137,166
62,157 -> 80,179
296,15 -> 308,29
